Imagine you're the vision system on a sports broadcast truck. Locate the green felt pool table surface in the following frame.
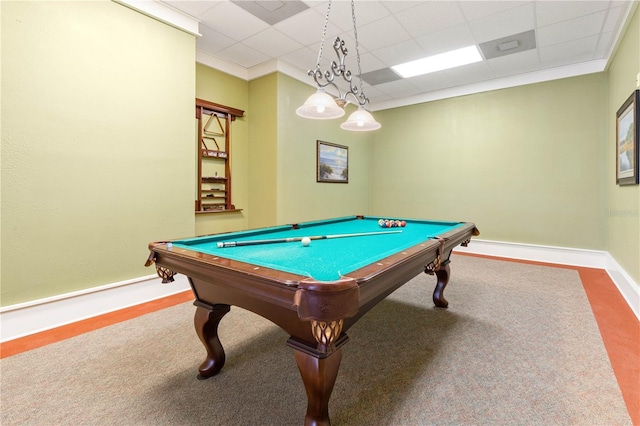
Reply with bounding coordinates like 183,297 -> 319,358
146,215 -> 479,426
171,216 -> 465,281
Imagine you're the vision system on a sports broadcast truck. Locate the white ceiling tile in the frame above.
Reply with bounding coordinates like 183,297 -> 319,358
198,2 -> 270,41
321,0 -> 391,32
468,2 -> 535,43
415,23 -> 477,56
458,1 -> 530,21
410,66 -> 467,92
161,0 -> 630,108
357,15 -> 412,50
243,28 -> 304,57
603,5 -> 627,33
216,42 -> 271,68
357,51 -> 387,74
539,35 -> 599,64
374,78 -> 421,98
537,11 -> 606,47
380,1 -> 420,15
437,61 -> 494,85
485,48 -> 540,76
360,84 -> 386,100
596,31 -> 614,56
196,24 -> 237,53
161,0 -> 221,18
394,1 -> 467,38
281,47 -> 320,71
535,1 -> 610,27
274,7 -> 328,46
371,39 -> 424,67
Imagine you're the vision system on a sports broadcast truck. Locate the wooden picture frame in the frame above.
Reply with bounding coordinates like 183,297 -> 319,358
616,90 -> 640,185
317,140 -> 348,183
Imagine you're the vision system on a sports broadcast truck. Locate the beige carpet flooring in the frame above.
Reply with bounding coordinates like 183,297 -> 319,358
0,255 -> 632,425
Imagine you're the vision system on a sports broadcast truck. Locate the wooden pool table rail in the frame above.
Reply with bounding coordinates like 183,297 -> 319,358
145,219 -> 479,426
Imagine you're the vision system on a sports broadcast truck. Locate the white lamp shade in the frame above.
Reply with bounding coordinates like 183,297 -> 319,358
296,89 -> 345,119
340,106 -> 381,131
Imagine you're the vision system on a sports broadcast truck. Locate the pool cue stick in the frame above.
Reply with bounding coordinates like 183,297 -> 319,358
216,230 -> 402,248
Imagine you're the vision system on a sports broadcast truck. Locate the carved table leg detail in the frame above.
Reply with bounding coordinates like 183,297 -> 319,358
194,304 -> 231,380
294,348 -> 343,426
310,319 -> 344,354
432,262 -> 451,308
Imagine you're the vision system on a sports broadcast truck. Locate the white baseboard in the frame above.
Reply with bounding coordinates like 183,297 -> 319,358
604,252 -> 640,322
455,239 -> 640,321
454,238 -> 609,268
0,274 -> 191,343
1,240 -> 637,343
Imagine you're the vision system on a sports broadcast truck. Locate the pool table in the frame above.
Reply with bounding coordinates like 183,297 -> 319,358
145,215 -> 478,426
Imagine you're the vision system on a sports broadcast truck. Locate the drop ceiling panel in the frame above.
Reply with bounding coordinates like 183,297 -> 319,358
485,49 -> 541,76
243,28 -> 304,57
281,47 -> 320,71
357,15 -> 412,51
196,25 -> 236,54
215,42 -> 271,68
371,39 -> 424,67
458,1 -> 529,21
538,12 -> 607,48
394,2 -> 467,38
539,35 -> 600,64
603,5 -> 627,32
230,0 -> 309,25
199,2 -> 270,41
161,0 -> 635,110
467,2 -> 535,43
535,1 -> 610,27
274,8 -> 328,46
415,23 -> 478,56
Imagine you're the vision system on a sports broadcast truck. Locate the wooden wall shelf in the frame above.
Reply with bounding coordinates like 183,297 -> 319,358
195,98 -> 244,213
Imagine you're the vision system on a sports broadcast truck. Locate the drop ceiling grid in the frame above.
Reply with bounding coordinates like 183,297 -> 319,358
162,0 -> 635,107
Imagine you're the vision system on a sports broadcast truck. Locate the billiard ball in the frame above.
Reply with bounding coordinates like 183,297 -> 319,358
301,237 -> 311,247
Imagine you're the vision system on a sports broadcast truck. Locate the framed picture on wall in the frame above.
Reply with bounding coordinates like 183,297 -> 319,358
317,140 -> 348,183
616,89 -> 640,185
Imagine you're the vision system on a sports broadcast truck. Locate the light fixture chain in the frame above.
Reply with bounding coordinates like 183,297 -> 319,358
351,0 -> 363,93
315,0 -> 333,69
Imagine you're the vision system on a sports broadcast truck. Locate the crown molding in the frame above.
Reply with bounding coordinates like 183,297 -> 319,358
369,59 -> 608,112
113,0 -> 201,36
197,53 -> 608,113
196,49 -> 249,80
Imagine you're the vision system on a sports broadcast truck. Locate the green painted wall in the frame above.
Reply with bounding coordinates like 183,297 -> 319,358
1,1 -> 195,305
247,73 -> 278,229
245,73 -> 371,227
195,63 -> 249,234
1,2 -> 637,309
370,74 -> 607,250
606,5 -> 640,285
275,74 -> 371,224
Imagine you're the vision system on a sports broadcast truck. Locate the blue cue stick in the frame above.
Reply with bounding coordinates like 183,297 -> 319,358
216,230 -> 402,248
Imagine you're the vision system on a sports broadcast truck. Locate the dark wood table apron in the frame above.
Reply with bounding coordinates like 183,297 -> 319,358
146,221 -> 478,426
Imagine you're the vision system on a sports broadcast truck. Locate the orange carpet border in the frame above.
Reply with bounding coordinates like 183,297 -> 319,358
459,252 -> 639,425
1,254 -> 638,424
0,290 -> 194,359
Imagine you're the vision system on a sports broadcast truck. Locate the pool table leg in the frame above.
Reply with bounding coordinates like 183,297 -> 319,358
432,261 -> 451,308
193,303 -> 231,380
293,348 -> 342,426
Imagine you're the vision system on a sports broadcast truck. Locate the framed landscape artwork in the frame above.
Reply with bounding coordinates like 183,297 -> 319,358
616,89 -> 640,185
317,140 -> 348,183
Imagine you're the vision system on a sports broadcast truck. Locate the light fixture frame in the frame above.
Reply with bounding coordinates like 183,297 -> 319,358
296,0 -> 380,131
308,36 -> 368,109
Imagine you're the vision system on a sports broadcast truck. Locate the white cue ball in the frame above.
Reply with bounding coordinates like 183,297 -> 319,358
301,237 -> 311,247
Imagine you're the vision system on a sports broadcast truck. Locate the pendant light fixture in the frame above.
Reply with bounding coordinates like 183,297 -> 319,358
295,0 -> 381,131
